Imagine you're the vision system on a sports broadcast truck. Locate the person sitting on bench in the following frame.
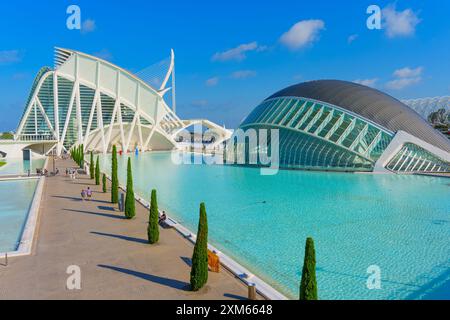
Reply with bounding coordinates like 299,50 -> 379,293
159,211 -> 167,224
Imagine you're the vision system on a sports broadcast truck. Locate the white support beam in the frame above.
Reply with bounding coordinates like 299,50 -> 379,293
295,103 -> 315,129
53,72 -> 60,141
95,93 -> 107,154
137,116 -> 144,150
35,97 -> 56,135
171,49 -> 176,113
17,72 -> 53,135
105,99 -> 120,150
304,106 -> 324,132
124,113 -> 138,152
34,102 -> 38,135
286,101 -> 307,128
135,85 -> 144,150
313,109 -> 333,136
325,113 -> 344,140
75,83 -> 83,143
83,90 -> 99,147
363,131 -> 382,158
350,124 -> 369,151
60,84 -> 77,146
144,97 -> 161,149
336,118 -> 356,145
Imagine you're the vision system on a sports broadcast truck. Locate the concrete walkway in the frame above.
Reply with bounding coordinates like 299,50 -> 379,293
0,158 -> 255,300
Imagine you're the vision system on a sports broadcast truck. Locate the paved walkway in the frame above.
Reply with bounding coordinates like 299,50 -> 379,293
0,158 -> 255,300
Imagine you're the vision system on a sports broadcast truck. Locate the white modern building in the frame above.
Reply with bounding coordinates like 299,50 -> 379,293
235,80 -> 450,174
1,48 -> 231,158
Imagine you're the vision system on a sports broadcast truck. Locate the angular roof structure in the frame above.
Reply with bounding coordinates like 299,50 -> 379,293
10,48 -> 231,156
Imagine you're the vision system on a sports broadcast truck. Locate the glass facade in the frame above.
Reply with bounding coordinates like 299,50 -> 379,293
386,143 -> 450,173
235,96 -> 395,171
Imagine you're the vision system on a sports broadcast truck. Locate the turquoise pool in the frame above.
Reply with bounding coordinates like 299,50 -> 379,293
0,179 -> 38,253
0,158 -> 45,176
100,152 -> 450,300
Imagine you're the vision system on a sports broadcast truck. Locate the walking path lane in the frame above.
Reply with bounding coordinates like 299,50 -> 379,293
0,158 -> 256,300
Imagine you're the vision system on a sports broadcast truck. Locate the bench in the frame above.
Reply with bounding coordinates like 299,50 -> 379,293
160,217 -> 177,229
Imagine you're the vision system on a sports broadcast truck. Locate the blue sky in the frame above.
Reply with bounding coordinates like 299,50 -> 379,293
0,0 -> 449,131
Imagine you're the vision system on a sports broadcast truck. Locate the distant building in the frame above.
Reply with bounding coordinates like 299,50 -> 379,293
402,96 -> 450,122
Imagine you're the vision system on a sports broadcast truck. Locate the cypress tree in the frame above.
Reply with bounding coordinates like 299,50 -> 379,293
190,203 -> 209,291
111,145 -> 119,204
80,145 -> 84,167
90,152 -> 95,179
300,237 -> 318,300
95,156 -> 100,185
124,157 -> 135,219
102,173 -> 107,193
147,189 -> 160,244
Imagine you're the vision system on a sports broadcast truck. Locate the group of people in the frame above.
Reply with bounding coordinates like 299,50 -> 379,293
36,168 -> 49,176
81,187 -> 93,201
66,168 -> 78,180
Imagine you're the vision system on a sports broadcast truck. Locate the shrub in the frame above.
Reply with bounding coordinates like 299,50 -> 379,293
299,237 -> 318,300
95,156 -> 100,185
102,174 -> 107,193
147,189 -> 160,244
124,157 -> 135,219
190,203 -> 209,291
90,152 -> 95,179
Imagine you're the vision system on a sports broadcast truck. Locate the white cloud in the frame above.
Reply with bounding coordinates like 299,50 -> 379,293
230,70 -> 257,79
386,66 -> 423,90
205,77 -> 219,87
386,77 -> 421,90
279,19 -> 325,50
393,66 -> 423,78
81,19 -> 96,34
382,4 -> 421,38
212,42 -> 265,62
347,34 -> 358,44
353,78 -> 378,87
0,50 -> 21,64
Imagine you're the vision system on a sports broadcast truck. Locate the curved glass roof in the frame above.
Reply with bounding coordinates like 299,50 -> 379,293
266,80 -> 450,153
241,96 -> 393,167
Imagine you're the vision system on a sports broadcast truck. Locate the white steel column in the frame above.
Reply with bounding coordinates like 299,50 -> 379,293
75,54 -> 83,144
60,85 -> 77,147
34,102 -> 38,135
53,72 -> 61,154
135,85 -> 144,150
96,93 -> 107,154
144,97 -> 160,149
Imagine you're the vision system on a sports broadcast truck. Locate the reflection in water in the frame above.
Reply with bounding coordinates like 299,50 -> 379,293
0,158 -> 45,175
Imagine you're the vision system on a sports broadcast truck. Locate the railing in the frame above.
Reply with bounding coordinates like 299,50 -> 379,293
15,134 -> 57,142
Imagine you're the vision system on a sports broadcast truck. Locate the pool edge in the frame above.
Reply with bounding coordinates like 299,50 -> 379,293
107,173 -> 289,301
0,157 -> 49,258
